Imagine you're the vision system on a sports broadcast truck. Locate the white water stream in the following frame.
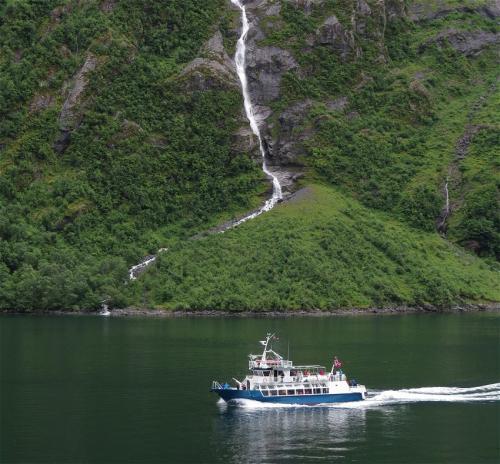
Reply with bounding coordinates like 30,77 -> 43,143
229,0 -> 283,227
128,1 -> 283,280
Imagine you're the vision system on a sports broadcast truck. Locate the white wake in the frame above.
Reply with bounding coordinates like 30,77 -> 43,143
223,383 -> 500,410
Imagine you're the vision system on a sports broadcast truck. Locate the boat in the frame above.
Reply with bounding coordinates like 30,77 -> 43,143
211,333 -> 366,404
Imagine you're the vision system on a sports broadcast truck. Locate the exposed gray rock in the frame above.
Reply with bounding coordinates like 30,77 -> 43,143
271,166 -> 304,195
355,0 -> 372,34
436,78 -> 497,235
107,119 -> 144,148
205,30 -> 228,57
456,124 -> 488,159
180,30 -> 238,91
59,54 -> 96,130
483,0 -> 500,18
315,16 -> 354,61
357,0 -> 371,16
246,46 -> 298,104
421,29 -> 500,57
266,99 -> 313,165
410,0 -> 500,22
231,126 -> 260,162
181,58 -> 238,91
285,0 -> 325,15
326,96 -> 349,112
29,94 -> 54,113
385,0 -> 407,20
54,54 -> 97,154
14,49 -> 22,63
50,4 -> 72,22
100,0 -> 116,12
266,3 -> 281,16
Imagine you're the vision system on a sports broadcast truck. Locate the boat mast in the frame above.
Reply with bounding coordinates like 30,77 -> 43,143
261,333 -> 274,363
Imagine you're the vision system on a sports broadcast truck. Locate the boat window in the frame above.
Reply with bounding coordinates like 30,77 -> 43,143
314,388 -> 322,394
270,390 -> 277,396
322,388 -> 328,393
287,389 -> 295,395
296,389 -> 304,395
278,390 -> 286,396
305,389 -> 312,394
262,390 -> 269,396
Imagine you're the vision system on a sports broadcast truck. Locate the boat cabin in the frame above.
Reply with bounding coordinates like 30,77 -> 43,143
237,334 -> 347,392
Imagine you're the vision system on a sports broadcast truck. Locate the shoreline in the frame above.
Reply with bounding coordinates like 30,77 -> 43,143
2,303 -> 499,318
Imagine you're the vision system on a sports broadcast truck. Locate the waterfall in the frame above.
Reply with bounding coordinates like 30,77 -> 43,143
444,180 -> 450,215
128,1 -> 284,279
230,0 -> 283,227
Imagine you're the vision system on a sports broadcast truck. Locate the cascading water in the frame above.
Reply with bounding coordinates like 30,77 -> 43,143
230,0 -> 283,227
128,1 -> 283,279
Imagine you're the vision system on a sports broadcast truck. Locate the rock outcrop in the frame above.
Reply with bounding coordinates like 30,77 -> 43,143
265,99 -> 313,166
315,16 -> 355,61
286,0 -> 325,14
100,0 -> 116,13
410,0 -> 500,22
420,29 -> 500,57
231,125 -> 261,162
246,46 -> 298,105
54,53 -> 97,154
436,78 -> 498,234
180,31 -> 238,91
29,94 -> 54,114
234,0 -> 410,170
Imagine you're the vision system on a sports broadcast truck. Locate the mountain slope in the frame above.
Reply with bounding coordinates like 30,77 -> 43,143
128,184 -> 500,310
0,0 -> 498,311
0,0 -> 265,310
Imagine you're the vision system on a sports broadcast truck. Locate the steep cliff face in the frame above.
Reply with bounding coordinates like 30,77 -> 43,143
237,0 -> 408,168
224,0 -> 498,258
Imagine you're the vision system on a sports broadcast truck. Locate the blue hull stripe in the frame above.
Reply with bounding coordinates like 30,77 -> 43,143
212,389 -> 363,404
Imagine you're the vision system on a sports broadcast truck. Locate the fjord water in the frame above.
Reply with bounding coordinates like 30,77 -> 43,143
1,314 -> 499,463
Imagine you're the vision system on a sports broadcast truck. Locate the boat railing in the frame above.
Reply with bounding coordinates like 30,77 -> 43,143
212,381 -> 222,389
248,359 -> 293,369
252,378 -> 330,387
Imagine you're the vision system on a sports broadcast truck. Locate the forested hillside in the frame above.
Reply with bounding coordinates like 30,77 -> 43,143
0,0 -> 263,309
1,0 -> 498,311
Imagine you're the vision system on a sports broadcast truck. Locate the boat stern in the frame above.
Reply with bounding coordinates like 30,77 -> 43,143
349,384 -> 367,400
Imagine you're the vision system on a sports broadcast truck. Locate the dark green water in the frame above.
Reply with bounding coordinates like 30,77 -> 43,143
1,313 -> 499,464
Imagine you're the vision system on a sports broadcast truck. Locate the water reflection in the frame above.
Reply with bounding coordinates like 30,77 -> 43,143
213,402 -> 367,463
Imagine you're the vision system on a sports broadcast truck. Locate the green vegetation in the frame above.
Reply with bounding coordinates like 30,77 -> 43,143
262,1 -> 499,251
0,0 -> 262,310
129,184 -> 499,310
0,0 -> 498,311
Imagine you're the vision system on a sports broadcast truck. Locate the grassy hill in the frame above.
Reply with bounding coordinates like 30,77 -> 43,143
127,184 -> 499,311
